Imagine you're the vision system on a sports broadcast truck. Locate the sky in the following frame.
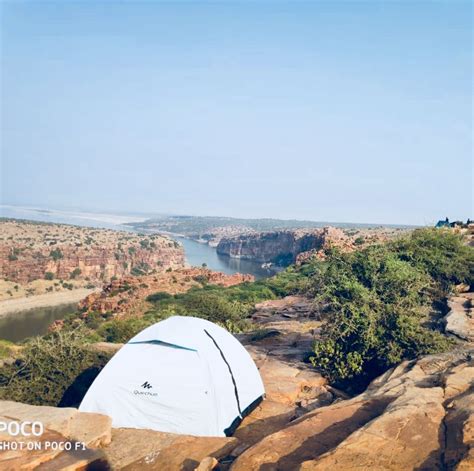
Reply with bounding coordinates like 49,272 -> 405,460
1,1 -> 472,225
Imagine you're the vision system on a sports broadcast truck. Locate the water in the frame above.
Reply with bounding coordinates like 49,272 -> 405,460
0,303 -> 77,342
179,237 -> 275,280
0,205 -> 275,341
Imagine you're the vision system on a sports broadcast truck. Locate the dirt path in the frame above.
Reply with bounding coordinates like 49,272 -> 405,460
0,288 -> 96,317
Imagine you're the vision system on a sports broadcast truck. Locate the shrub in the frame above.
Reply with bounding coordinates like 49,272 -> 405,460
49,248 -> 63,261
0,340 -> 15,360
70,268 -> 82,279
44,272 -> 55,280
308,230 -> 468,390
193,275 -> 208,284
97,318 -> 148,343
146,292 -> 173,302
392,228 -> 474,294
0,331 -> 110,406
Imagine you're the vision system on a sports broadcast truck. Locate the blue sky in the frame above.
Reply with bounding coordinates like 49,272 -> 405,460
1,1 -> 472,225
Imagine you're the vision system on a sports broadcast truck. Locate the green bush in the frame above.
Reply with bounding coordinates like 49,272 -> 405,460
0,331 -> 110,406
97,318 -> 149,343
49,248 -> 63,261
146,291 -> 173,302
70,268 -> 82,279
143,282 -> 274,333
308,229 -> 470,390
44,271 -> 55,280
392,228 -> 474,294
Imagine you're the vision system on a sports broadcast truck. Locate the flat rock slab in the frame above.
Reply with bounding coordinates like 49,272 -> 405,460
233,400 -> 295,447
231,398 -> 390,471
0,401 -> 77,437
0,401 -> 112,448
122,434 -> 238,471
299,387 -> 446,471
104,428 -> 178,469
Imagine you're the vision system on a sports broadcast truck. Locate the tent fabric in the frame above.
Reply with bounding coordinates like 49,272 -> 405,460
79,316 -> 265,437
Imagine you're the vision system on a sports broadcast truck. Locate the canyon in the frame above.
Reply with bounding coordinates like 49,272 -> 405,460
0,220 -> 185,300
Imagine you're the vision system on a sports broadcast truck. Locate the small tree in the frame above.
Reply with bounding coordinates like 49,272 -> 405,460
70,268 -> 82,279
50,248 -> 63,261
44,272 -> 55,280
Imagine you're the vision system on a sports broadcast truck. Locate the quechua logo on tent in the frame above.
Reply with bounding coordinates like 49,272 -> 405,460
133,381 -> 158,397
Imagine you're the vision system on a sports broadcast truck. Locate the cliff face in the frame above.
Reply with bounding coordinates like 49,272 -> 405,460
216,227 -> 353,265
0,220 -> 185,285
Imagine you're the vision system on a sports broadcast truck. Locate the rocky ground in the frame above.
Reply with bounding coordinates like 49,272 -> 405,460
0,289 -> 471,470
0,220 -> 185,300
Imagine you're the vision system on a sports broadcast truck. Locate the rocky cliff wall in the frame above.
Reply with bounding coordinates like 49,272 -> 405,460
216,227 -> 353,265
0,220 -> 185,285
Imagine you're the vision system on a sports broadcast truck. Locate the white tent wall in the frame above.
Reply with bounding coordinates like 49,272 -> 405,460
79,343 -> 218,435
79,316 -> 265,437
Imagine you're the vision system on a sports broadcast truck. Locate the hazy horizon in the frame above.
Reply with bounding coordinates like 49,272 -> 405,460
0,202 -> 430,228
1,1 -> 472,226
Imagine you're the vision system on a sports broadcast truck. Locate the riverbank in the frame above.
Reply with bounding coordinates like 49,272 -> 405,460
0,288 -> 96,317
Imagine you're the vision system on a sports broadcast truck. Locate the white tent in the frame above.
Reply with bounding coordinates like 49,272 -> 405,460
79,316 -> 265,437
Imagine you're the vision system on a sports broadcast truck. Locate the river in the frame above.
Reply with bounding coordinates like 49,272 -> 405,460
178,237 -> 274,280
0,303 -> 78,342
0,205 -> 274,341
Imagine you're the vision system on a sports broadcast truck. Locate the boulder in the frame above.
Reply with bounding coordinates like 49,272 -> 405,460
0,401 -> 77,437
195,456 -> 218,471
255,355 -> 326,406
444,296 -> 473,341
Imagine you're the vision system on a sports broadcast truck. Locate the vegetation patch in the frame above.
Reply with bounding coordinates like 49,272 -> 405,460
0,331 -> 110,406
308,228 -> 472,391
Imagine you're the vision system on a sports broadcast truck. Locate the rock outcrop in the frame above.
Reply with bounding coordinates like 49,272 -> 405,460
231,349 -> 474,471
230,291 -> 474,471
444,294 -> 474,341
0,290 -> 472,470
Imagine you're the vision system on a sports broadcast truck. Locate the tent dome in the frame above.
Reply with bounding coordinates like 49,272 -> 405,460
79,316 -> 265,437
